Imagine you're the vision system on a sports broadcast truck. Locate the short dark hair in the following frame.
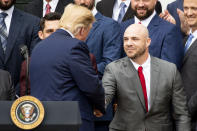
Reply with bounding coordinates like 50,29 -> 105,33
40,12 -> 61,31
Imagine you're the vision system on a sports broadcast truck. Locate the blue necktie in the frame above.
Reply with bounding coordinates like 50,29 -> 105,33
117,2 -> 126,23
0,12 -> 8,52
184,34 -> 194,54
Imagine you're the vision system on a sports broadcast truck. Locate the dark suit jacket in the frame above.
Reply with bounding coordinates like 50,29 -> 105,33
20,54 -> 97,96
0,69 -> 15,100
0,7 -> 40,95
103,56 -> 191,131
120,14 -> 184,69
96,0 -> 134,22
24,0 -> 73,18
181,38 -> 197,129
167,0 -> 183,28
86,12 -> 122,78
30,29 -> 105,121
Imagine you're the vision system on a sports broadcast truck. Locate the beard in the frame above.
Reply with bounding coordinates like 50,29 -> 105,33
80,0 -> 94,10
129,47 -> 146,60
0,0 -> 15,10
132,6 -> 154,20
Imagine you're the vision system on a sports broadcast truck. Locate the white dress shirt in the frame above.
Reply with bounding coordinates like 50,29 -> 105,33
43,0 -> 59,17
187,30 -> 197,50
92,7 -> 98,17
134,10 -> 156,27
0,6 -> 14,35
130,55 -> 151,110
112,0 -> 130,21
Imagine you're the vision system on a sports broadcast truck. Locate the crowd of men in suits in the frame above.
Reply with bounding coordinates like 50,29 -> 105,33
0,0 -> 197,130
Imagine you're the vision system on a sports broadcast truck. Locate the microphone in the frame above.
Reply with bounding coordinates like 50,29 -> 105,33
19,44 -> 30,96
20,44 -> 29,59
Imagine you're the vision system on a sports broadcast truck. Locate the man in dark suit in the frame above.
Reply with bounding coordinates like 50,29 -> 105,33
0,69 -> 15,100
120,0 -> 184,69
20,12 -> 61,96
96,0 -> 162,23
102,23 -> 190,131
96,0 -> 134,22
30,4 -> 105,131
25,0 -> 73,18
74,0 -> 122,130
0,0 -> 40,95
180,0 -> 197,130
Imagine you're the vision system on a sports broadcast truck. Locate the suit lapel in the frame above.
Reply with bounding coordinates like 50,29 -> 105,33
183,39 -> 197,64
55,0 -> 66,14
124,57 -> 147,112
85,13 -> 101,42
4,8 -> 22,63
148,56 -> 160,112
122,4 -> 134,22
107,0 -> 115,18
147,15 -> 160,37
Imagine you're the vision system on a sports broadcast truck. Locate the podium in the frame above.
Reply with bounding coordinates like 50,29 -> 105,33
0,101 -> 82,131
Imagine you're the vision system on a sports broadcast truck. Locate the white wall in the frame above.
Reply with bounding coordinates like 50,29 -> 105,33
159,0 -> 176,11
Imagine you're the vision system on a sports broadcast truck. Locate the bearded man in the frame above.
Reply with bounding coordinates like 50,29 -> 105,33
102,24 -> 191,131
120,0 -> 184,70
0,0 -> 40,96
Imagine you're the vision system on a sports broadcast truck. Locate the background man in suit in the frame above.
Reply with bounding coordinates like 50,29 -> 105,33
20,12 -> 61,96
30,4 -> 105,131
120,0 -> 184,70
0,69 -> 15,100
74,0 -> 122,130
96,0 -> 162,23
96,0 -> 134,23
102,24 -> 190,131
0,0 -> 40,96
180,0 -> 197,130
25,0 -> 73,18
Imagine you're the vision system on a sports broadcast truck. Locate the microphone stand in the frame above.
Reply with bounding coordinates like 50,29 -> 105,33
25,51 -> 29,95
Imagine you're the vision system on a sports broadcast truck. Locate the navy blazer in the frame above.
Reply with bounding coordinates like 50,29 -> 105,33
0,7 -> 40,94
167,0 -> 183,28
120,14 -> 184,69
86,12 -> 122,78
30,29 -> 105,121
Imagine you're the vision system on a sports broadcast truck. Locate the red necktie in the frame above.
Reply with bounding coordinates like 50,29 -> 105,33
46,2 -> 51,15
138,21 -> 141,24
138,66 -> 148,112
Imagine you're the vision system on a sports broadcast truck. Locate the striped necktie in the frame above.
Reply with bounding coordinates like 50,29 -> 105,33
184,34 -> 194,54
0,12 -> 8,52
117,2 -> 126,23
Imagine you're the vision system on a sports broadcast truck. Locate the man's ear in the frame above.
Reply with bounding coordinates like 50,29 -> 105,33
38,31 -> 44,40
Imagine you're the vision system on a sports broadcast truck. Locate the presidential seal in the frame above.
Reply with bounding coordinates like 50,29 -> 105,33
10,96 -> 45,130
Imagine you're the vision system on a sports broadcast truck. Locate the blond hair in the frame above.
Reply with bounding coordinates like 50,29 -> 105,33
59,3 -> 95,35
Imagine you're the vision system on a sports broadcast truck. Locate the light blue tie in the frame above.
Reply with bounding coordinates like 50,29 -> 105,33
184,34 -> 194,54
0,12 -> 8,52
117,2 -> 126,23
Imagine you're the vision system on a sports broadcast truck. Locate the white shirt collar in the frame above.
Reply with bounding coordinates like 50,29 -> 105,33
43,0 -> 59,17
92,7 -> 97,16
60,28 -> 75,38
0,5 -> 14,16
0,6 -> 14,34
130,55 -> 151,70
134,10 -> 156,27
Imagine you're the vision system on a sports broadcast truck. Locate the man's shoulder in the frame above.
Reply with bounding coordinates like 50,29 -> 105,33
151,56 -> 177,71
96,12 -> 119,25
107,57 -> 128,68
